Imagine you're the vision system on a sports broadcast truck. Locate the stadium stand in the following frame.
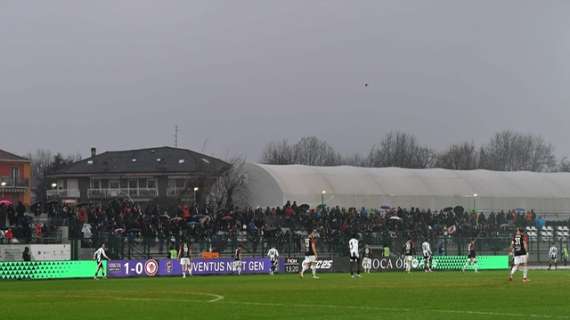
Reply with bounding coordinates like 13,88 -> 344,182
2,199 -> 569,263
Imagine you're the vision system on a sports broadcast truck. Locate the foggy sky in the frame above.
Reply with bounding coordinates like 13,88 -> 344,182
1,1 -> 569,161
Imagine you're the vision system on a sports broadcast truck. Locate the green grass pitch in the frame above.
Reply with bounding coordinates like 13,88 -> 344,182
1,271 -> 569,320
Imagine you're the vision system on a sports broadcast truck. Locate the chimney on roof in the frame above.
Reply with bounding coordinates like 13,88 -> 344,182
90,147 -> 96,158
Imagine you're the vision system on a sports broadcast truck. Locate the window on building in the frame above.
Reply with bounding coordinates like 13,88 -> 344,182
11,168 -> 20,184
147,179 -> 156,189
91,179 -> 109,189
109,180 -> 120,189
176,179 -> 186,188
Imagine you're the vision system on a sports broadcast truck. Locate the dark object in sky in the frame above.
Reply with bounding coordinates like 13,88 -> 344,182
364,83 -> 368,87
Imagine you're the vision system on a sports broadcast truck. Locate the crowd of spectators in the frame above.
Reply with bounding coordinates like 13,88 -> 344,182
0,202 -> 41,244
1,198 -> 562,252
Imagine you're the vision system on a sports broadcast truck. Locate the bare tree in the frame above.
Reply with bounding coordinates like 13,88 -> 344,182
436,142 -> 479,170
27,150 -> 81,203
480,131 -> 556,171
556,157 -> 570,172
261,140 -> 295,165
27,149 -> 53,203
368,131 -> 435,168
342,153 -> 367,167
208,156 -> 248,210
292,136 -> 341,166
261,136 -> 341,166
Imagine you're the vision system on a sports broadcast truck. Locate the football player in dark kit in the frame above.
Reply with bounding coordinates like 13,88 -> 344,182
300,230 -> 319,279
233,244 -> 242,275
509,228 -> 529,282
403,238 -> 415,273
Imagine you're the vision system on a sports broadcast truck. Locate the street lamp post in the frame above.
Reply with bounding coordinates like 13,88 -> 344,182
321,190 -> 326,208
49,182 -> 58,197
0,182 -> 5,200
193,187 -> 199,204
473,193 -> 478,211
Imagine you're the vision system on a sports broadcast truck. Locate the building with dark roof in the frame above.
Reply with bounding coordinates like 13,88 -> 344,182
47,146 -> 230,203
0,148 -> 32,206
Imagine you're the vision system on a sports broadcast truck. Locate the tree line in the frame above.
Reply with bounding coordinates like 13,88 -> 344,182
27,150 -> 81,203
261,130 -> 566,172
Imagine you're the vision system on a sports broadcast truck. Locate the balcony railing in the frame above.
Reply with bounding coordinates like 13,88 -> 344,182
166,187 -> 187,197
46,189 -> 81,198
87,188 -> 158,199
166,187 -> 198,199
0,177 -> 29,188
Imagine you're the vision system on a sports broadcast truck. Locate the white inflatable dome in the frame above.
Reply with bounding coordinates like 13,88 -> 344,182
243,163 -> 570,213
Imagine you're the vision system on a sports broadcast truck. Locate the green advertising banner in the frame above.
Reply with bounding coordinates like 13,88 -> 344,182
415,255 -> 508,271
0,260 -> 105,280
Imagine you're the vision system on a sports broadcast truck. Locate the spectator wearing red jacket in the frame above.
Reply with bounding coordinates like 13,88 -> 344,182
5,228 -> 14,243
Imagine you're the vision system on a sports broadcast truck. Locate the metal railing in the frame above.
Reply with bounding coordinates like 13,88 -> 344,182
166,187 -> 194,198
166,187 -> 181,197
87,188 -> 158,199
80,232 -> 570,262
46,189 -> 81,198
0,177 -> 29,188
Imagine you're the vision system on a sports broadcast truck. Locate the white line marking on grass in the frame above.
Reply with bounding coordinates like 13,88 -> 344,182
112,291 -> 224,303
205,293 -> 224,303
109,292 -> 224,304
20,293 -> 567,319
216,300 -> 568,319
429,309 -> 568,319
221,300 -> 409,312
25,292 -> 225,304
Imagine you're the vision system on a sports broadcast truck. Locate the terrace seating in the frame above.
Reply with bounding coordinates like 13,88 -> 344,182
556,226 -> 569,240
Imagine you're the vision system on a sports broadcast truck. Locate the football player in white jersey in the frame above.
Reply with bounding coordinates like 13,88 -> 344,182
362,245 -> 372,273
93,243 -> 110,280
267,247 -> 279,275
349,235 -> 361,278
548,245 -> 558,271
300,230 -> 319,279
178,241 -> 192,278
422,241 -> 433,272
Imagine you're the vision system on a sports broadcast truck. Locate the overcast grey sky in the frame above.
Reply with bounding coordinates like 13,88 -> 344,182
1,0 -> 569,161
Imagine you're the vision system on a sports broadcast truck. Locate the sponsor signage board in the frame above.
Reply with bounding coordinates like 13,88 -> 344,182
0,260 -> 104,280
334,256 -> 509,272
108,257 -> 276,277
283,257 -> 334,273
0,244 -> 71,261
